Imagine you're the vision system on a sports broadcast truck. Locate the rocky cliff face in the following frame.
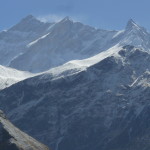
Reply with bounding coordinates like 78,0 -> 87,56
0,110 -> 49,150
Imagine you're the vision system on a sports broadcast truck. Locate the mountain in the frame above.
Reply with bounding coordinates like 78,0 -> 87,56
0,110 -> 49,150
0,45 -> 150,150
0,15 -> 150,73
9,17 -> 117,73
0,65 -> 33,90
8,17 -> 150,73
0,15 -> 150,150
0,15 -> 53,66
115,19 -> 150,50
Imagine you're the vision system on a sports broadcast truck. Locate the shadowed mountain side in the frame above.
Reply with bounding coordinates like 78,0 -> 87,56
0,110 -> 50,150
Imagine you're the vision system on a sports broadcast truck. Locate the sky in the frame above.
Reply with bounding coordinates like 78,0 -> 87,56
1,0 -> 150,31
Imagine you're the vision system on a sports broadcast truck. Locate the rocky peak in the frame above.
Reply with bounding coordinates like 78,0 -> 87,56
9,15 -> 51,32
60,16 -> 73,23
21,15 -> 36,22
125,19 -> 140,31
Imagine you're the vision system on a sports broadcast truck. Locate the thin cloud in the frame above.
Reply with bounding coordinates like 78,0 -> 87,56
37,14 -> 88,25
37,14 -> 65,23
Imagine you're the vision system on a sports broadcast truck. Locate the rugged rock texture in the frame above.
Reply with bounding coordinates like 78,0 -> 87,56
0,110 -> 49,150
1,14 -> 150,150
0,46 -> 150,150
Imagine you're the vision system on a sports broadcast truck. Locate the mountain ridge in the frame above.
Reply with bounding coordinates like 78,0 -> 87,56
0,65 -> 33,90
0,15 -> 150,150
1,15 -> 150,73
0,45 -> 150,150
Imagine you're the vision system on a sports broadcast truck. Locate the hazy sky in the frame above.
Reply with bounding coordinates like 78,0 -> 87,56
1,0 -> 150,31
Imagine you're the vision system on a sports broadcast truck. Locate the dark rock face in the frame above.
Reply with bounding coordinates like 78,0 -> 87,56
0,128 -> 19,150
0,110 -> 50,150
0,46 -> 150,150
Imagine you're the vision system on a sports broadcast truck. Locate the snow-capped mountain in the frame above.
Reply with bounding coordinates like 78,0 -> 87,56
9,17 -> 117,73
0,15 -> 150,73
0,65 -> 33,90
0,15 -> 53,66
0,15 -> 150,150
0,45 -> 150,150
113,19 -> 150,50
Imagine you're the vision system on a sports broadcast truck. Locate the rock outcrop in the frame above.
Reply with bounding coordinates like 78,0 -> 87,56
0,110 -> 49,150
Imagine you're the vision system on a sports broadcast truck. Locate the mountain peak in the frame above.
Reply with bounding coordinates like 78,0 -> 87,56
18,15 -> 44,25
125,19 -> 141,31
60,16 -> 73,23
21,14 -> 37,22
128,19 -> 136,24
9,15 -> 50,32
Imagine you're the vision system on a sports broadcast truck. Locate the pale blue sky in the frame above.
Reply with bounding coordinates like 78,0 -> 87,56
1,0 -> 150,31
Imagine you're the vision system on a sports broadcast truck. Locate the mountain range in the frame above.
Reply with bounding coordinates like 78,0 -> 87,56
1,15 -> 150,73
0,15 -> 150,150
